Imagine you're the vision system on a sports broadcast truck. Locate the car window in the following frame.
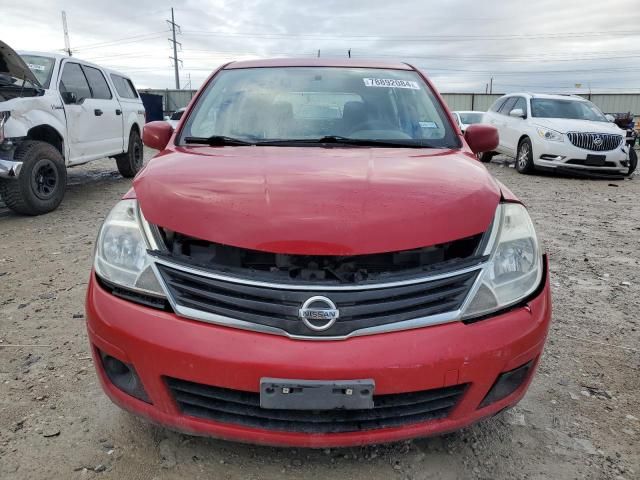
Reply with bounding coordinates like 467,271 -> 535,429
170,110 -> 184,121
82,65 -> 112,100
512,97 -> 527,116
531,99 -> 607,122
110,74 -> 139,99
489,98 -> 507,112
20,55 -> 55,88
498,97 -> 517,115
181,67 -> 460,148
458,112 -> 483,124
59,62 -> 92,103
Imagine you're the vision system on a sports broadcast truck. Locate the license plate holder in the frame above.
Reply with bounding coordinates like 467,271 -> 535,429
585,154 -> 606,166
260,378 -> 375,410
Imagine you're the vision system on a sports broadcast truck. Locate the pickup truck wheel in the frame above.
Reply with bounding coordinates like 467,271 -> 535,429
515,138 -> 535,174
479,152 -> 494,163
116,130 -> 144,178
0,140 -> 66,215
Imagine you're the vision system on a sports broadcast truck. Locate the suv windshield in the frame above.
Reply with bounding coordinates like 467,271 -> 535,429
19,55 -> 55,88
180,67 -> 459,148
531,98 -> 607,122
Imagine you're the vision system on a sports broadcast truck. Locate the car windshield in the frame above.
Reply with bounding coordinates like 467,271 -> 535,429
180,67 -> 459,148
531,98 -> 607,122
458,112 -> 483,124
19,55 -> 55,88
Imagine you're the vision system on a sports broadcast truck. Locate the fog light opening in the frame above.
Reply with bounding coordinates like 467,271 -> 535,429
98,350 -> 151,403
479,360 -> 534,409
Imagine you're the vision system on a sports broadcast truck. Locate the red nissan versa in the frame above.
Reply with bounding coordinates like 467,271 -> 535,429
85,58 -> 551,447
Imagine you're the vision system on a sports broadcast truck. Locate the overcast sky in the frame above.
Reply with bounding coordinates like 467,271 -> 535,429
2,0 -> 639,94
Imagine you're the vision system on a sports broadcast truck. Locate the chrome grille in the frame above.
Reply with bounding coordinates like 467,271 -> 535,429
156,261 -> 480,339
567,132 -> 622,152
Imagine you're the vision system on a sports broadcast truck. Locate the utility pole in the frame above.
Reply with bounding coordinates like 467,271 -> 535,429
489,76 -> 493,94
348,49 -> 351,58
317,49 -> 321,58
167,8 -> 182,89
61,11 -> 72,56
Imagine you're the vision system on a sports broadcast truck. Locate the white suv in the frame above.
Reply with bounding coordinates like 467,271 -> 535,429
481,93 -> 632,176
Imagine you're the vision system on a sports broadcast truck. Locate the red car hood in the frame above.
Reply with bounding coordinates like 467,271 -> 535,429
134,146 -> 501,255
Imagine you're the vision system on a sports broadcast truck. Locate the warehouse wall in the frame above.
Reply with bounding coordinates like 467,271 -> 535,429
143,89 -> 640,116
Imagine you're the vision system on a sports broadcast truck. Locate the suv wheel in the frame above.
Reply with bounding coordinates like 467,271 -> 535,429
479,152 -> 494,163
115,130 -> 144,178
516,138 -> 535,174
628,148 -> 637,176
0,140 -> 67,215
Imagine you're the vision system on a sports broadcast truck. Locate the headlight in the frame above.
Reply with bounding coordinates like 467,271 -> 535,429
94,200 -> 165,297
536,126 -> 563,142
461,203 -> 542,319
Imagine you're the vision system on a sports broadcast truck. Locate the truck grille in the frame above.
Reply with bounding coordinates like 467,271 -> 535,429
166,377 -> 467,433
567,132 -> 622,151
156,262 -> 479,338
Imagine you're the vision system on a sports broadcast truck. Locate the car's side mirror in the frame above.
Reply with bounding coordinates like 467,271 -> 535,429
143,121 -> 174,150
464,124 -> 499,154
509,108 -> 525,118
61,91 -> 77,105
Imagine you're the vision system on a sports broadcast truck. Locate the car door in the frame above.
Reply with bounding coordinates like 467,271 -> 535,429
502,96 -> 527,154
59,61 -> 99,163
493,97 -> 517,154
81,65 -> 123,156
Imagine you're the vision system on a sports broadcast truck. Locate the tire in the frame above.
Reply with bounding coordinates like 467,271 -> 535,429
628,148 -> 637,176
0,140 -> 67,215
479,152 -> 494,163
515,138 -> 535,174
115,129 -> 143,178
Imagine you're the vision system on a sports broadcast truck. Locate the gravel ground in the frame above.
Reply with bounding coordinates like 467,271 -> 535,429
0,151 -> 639,480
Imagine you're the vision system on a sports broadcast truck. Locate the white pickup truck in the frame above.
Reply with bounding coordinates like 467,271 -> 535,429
0,40 -> 145,215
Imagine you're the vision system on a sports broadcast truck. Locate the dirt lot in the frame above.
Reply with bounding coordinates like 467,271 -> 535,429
1,151 -> 639,480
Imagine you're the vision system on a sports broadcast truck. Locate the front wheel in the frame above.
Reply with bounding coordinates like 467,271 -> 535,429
628,148 -> 637,176
115,130 -> 144,178
0,140 -> 67,215
515,138 -> 535,174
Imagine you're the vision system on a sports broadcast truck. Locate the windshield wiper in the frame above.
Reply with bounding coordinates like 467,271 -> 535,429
183,135 -> 254,146
259,136 -> 436,148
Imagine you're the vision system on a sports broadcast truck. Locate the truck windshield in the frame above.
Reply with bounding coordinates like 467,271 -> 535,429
531,98 -> 607,122
19,55 -> 55,88
180,67 -> 459,148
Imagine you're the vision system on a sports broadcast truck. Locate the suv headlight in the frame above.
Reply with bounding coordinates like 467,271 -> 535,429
536,126 -> 563,142
94,199 -> 165,297
461,203 -> 542,319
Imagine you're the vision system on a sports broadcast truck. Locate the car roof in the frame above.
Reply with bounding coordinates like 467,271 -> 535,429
503,92 -> 587,102
18,50 -> 130,78
224,57 -> 414,70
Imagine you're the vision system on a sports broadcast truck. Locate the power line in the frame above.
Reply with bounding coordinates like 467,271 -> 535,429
179,29 -> 640,42
73,32 -> 168,52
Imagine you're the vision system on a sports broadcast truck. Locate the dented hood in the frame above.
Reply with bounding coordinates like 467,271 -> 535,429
134,147 -> 502,255
0,40 -> 41,87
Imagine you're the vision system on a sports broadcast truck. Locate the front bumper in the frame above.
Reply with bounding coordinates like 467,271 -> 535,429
0,158 -> 22,178
86,262 -> 552,447
532,136 -> 628,173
